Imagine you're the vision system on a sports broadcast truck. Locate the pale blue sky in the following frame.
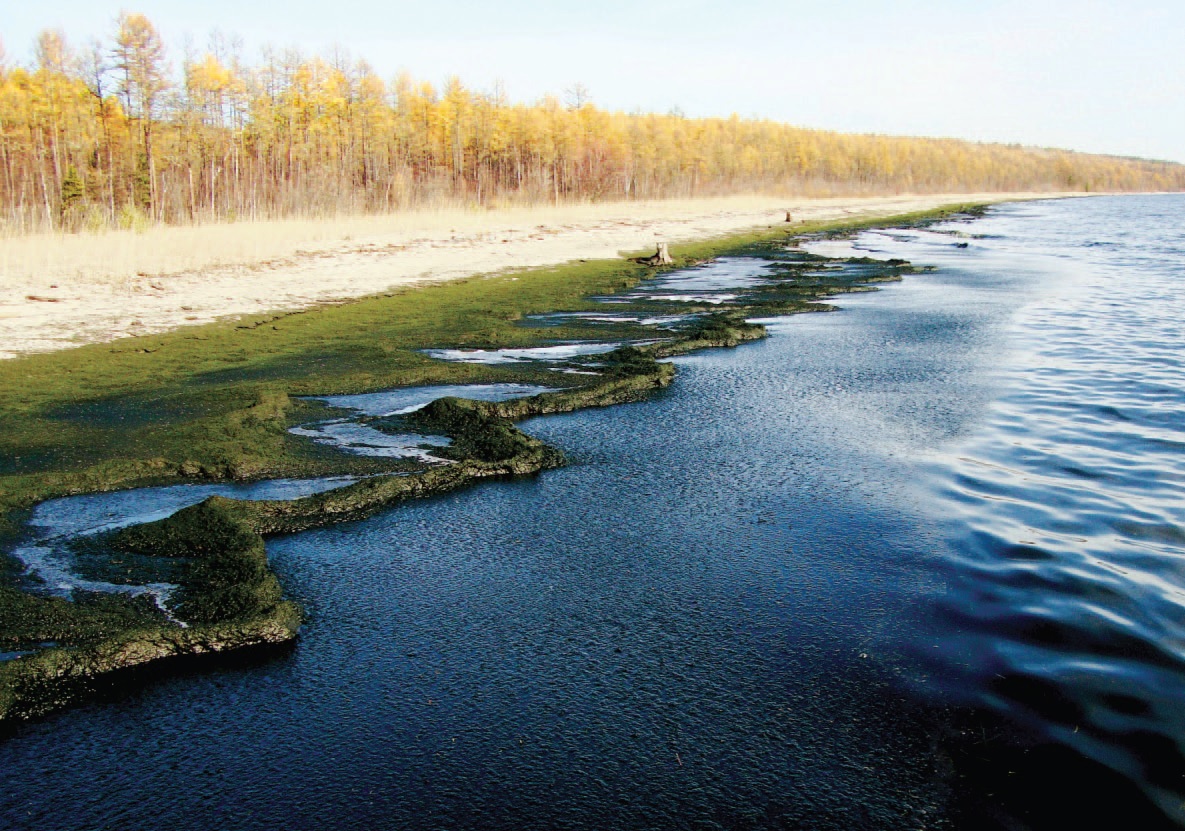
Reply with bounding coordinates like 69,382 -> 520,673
5,1 -> 1183,162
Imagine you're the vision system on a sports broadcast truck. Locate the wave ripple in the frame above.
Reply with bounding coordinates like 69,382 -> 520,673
924,195 -> 1185,820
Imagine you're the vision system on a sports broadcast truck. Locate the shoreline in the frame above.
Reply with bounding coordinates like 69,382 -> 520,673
0,192 -> 1079,360
0,202 -> 991,723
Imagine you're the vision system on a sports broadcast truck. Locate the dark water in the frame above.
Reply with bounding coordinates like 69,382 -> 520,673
3,195 -> 1183,829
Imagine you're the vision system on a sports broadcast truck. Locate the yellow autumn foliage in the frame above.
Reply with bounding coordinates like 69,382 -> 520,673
1,17 -> 1182,232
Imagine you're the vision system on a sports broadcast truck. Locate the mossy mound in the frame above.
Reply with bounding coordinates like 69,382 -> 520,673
0,601 -> 300,722
113,498 -> 281,625
402,398 -> 561,464
0,587 -> 169,650
653,314 -> 767,357
0,497 -> 297,722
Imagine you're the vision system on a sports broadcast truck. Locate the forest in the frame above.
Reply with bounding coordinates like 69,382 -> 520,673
3,13 -> 1184,233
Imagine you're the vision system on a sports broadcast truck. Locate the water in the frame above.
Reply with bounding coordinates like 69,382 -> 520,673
11,385 -> 563,601
2,195 -> 1183,828
523,312 -> 691,328
307,384 -> 559,416
287,420 -> 453,461
920,196 -> 1185,822
422,343 -> 631,364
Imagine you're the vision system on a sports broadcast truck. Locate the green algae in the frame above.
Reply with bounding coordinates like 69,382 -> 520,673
0,587 -> 170,649
0,202 -> 988,723
0,602 -> 301,722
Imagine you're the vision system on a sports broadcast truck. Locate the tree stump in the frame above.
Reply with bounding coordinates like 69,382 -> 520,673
634,242 -> 673,266
655,242 -> 673,265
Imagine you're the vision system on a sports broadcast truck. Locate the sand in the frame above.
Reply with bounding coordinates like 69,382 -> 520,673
0,193 -> 1073,360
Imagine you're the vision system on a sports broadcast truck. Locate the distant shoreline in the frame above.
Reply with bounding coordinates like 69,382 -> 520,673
0,192 -> 1083,360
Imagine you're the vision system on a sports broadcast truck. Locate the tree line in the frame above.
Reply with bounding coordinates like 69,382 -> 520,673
2,13 -> 1183,233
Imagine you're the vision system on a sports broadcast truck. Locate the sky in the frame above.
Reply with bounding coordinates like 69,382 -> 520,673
5,0 -> 1184,163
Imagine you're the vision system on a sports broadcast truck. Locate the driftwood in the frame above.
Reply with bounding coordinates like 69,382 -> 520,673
633,242 -> 673,266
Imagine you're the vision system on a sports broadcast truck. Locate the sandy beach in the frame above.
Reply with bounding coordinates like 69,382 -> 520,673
0,193 -> 1070,360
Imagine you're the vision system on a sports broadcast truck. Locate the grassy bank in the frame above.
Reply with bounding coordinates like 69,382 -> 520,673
0,201 -> 985,723
0,202 -> 981,519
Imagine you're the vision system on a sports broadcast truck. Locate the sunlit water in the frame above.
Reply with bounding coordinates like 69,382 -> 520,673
422,343 -> 631,364
2,195 -> 1182,829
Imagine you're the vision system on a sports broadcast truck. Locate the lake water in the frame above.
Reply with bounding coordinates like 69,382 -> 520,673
2,195 -> 1182,829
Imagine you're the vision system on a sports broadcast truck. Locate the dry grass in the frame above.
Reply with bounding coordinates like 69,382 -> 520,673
1,196 -> 799,288
0,192 -> 1081,288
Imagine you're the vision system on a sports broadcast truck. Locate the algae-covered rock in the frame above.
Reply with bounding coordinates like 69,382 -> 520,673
0,601 -> 300,722
403,397 -> 556,464
111,497 -> 284,625
651,313 -> 766,358
0,586 -> 170,649
113,496 -> 253,558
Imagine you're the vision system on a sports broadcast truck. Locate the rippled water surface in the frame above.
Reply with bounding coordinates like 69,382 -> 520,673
919,196 -> 1185,823
2,195 -> 1183,829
